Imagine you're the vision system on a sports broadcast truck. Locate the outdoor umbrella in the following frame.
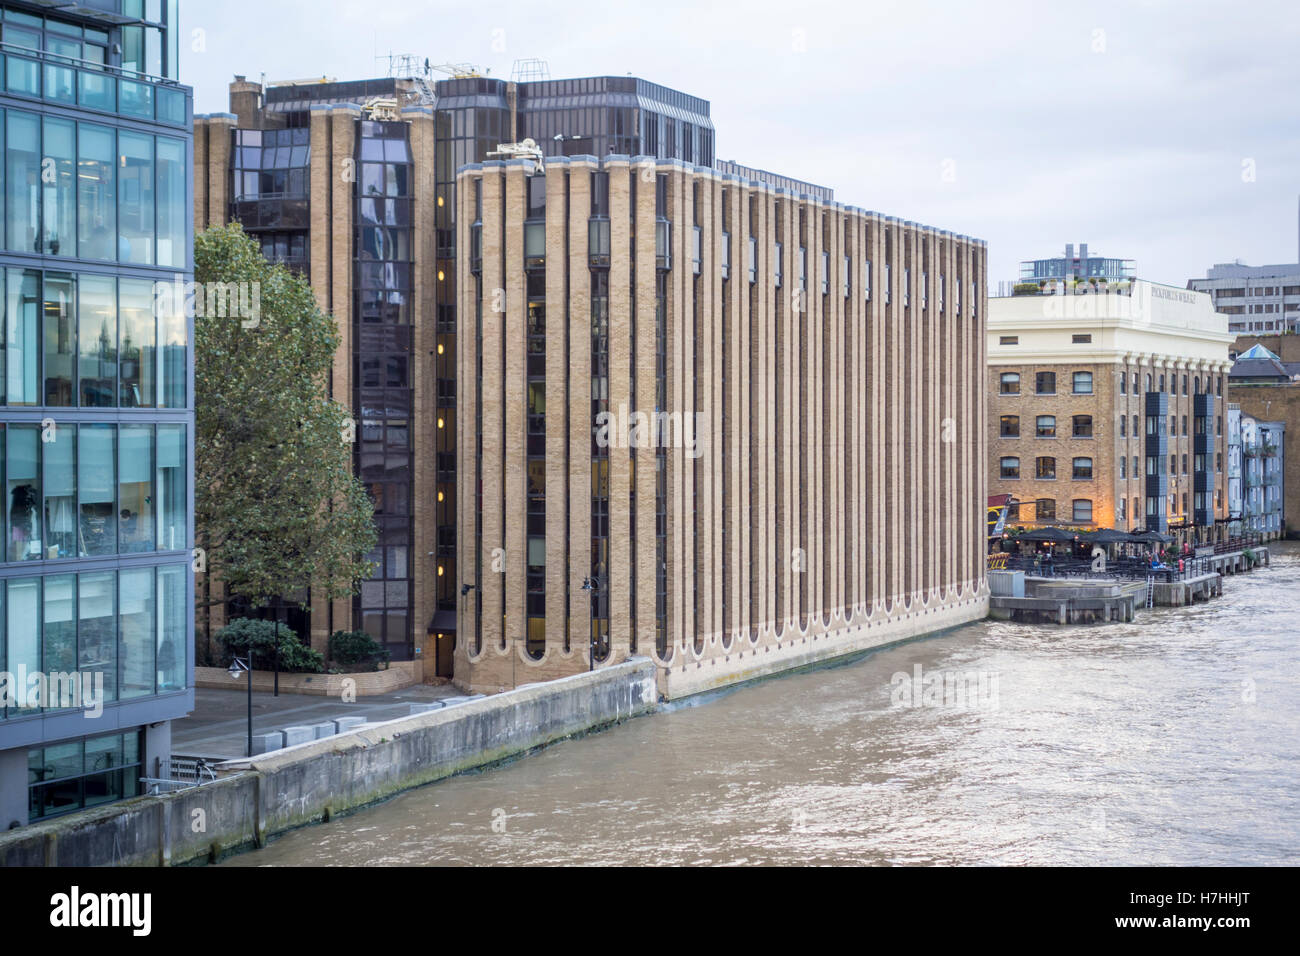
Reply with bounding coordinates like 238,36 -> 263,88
1132,530 -> 1173,545
1087,528 -> 1135,544
1019,527 -> 1073,543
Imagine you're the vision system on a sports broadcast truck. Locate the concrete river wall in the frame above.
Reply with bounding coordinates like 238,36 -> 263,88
0,659 -> 658,867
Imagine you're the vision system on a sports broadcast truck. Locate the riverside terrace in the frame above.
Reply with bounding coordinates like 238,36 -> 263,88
989,531 -> 1268,582
986,532 -> 1269,622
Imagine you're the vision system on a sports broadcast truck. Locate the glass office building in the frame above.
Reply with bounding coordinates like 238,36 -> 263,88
0,0 -> 193,827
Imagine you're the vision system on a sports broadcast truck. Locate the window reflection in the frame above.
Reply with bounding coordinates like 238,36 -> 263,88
43,273 -> 75,406
78,124 -> 117,261
119,279 -> 155,407
117,133 -> 154,265
119,568 -> 154,700
78,275 -> 117,407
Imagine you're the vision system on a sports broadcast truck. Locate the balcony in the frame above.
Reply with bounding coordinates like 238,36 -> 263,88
0,41 -> 189,128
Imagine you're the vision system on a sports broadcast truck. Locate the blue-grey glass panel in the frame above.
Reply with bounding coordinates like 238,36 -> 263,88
43,423 -> 75,559
77,423 -> 115,557
6,269 -> 40,405
6,56 -> 39,96
156,425 -> 184,550
120,25 -> 143,77
43,272 -> 75,406
6,111 -> 40,254
78,123 -> 116,261
43,575 -> 76,711
158,283 -> 185,407
119,78 -> 153,119
6,579 -> 40,713
156,136 -> 185,268
118,133 -> 155,264
119,567 -> 154,699
78,70 -> 115,111
44,64 -> 75,103
118,279 -> 155,405
157,564 -> 185,691
6,425 -> 40,562
78,274 -> 116,407
43,118 -> 75,257
78,572 -> 116,702
118,424 -> 153,554
156,86 -> 184,125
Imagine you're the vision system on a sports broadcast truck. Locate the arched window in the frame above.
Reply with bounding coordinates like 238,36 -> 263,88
1036,415 -> 1056,438
1035,456 -> 1056,479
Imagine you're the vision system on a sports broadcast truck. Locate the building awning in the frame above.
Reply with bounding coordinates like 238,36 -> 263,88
427,610 -> 457,633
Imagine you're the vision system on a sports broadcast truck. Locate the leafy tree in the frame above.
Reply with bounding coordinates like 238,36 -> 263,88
194,223 -> 375,616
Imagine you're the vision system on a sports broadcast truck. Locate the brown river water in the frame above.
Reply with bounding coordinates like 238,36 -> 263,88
226,543 -> 1300,866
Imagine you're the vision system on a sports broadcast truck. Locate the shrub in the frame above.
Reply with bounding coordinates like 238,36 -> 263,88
327,630 -> 391,672
217,617 -> 325,673
1012,282 -> 1040,296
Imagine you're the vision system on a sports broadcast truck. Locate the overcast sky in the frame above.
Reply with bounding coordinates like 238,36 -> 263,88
182,0 -> 1300,287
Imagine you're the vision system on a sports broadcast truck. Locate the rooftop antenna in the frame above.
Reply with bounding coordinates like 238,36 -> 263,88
510,58 -> 551,83
487,138 -> 544,174
378,52 -> 438,106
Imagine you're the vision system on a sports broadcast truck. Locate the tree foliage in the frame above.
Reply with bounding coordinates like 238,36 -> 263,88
327,630 -> 391,672
194,223 -> 375,610
217,618 -> 325,674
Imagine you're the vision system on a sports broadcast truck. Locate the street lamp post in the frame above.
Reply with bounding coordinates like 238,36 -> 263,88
581,577 -> 600,671
227,656 -> 253,758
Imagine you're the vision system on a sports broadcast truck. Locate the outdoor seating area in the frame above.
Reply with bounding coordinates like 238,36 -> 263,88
990,527 -> 1267,584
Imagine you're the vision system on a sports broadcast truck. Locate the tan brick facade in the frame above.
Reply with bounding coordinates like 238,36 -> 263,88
988,285 -> 1233,545
457,157 -> 990,699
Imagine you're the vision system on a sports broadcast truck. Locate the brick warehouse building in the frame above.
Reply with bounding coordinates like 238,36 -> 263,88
988,280 -> 1234,546
458,156 -> 989,698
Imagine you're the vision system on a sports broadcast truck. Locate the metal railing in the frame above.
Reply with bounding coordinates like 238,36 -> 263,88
0,38 -> 181,88
140,755 -> 220,795
995,547 -> 1256,583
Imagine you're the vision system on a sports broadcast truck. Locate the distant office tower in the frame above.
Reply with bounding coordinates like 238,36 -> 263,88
1189,262 -> 1300,334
